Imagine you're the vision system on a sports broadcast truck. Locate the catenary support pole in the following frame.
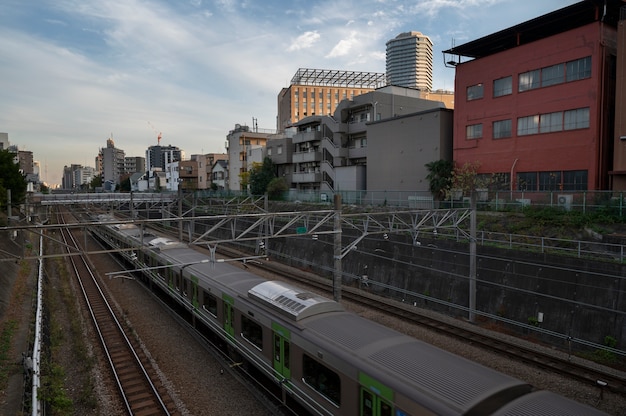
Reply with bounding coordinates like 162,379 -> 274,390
469,191 -> 477,322
333,194 -> 342,302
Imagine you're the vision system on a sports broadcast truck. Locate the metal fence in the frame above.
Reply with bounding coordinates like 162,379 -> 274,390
200,189 -> 626,216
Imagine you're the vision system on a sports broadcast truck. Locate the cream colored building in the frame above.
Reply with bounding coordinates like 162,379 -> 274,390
386,31 -> 434,91
277,68 -> 386,132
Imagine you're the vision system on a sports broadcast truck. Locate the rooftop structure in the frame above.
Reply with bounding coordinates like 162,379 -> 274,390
290,68 -> 386,88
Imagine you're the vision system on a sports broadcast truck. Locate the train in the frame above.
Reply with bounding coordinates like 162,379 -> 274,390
91,215 -> 608,416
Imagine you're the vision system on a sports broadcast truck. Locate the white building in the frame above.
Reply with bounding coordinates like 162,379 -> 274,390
211,160 -> 228,190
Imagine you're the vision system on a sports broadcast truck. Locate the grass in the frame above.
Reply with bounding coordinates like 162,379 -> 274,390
0,320 -> 18,388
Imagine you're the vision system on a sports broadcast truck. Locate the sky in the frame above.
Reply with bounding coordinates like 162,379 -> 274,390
0,0 -> 580,186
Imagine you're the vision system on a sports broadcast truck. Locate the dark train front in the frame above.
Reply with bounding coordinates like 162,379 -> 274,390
91,216 -> 609,416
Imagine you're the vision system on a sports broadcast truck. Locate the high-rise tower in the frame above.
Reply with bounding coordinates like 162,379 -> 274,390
386,32 -> 433,91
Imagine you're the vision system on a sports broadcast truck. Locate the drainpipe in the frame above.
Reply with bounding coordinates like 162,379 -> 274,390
510,158 -> 519,199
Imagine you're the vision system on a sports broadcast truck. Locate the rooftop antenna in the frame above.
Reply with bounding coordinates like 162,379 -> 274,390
444,38 -> 459,68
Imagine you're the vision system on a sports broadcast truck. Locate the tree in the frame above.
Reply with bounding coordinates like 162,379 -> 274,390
90,175 -> 102,190
239,171 -> 250,192
267,177 -> 288,200
119,176 -> 131,192
0,149 -> 27,211
449,161 -> 492,198
248,157 -> 276,195
425,160 -> 453,201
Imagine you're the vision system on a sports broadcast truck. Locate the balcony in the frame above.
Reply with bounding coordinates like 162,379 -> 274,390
292,150 -> 321,163
292,130 -> 322,144
348,146 -> 367,159
347,119 -> 367,133
292,171 -> 322,183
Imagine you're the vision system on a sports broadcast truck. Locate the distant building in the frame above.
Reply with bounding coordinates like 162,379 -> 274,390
0,132 -> 8,150
100,138 -> 125,191
179,158 -> 202,190
62,164 -> 96,190
124,156 -> 145,175
386,32 -> 433,91
179,153 -> 227,190
211,160 -> 228,190
146,144 -> 183,173
164,160 -> 180,192
225,124 -> 272,191
277,68 -> 386,132
13,148 -> 34,175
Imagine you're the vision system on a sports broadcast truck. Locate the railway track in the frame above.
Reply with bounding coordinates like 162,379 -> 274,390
235,251 -> 626,396
57,210 -> 177,415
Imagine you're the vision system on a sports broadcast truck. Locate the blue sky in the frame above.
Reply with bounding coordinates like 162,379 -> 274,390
0,0 -> 578,186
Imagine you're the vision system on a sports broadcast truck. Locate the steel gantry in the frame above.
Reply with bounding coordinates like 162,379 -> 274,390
4,193 -> 476,309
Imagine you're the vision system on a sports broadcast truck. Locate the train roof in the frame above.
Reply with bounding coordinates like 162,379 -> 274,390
154,245 -> 343,321
248,280 -> 344,321
490,390 -> 608,416
302,312 -> 531,414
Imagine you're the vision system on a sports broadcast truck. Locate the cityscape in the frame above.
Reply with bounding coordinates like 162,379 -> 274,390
3,2 -> 626,415
4,1 -> 626,199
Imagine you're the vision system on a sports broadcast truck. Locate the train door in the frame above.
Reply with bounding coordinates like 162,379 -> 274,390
272,322 -> 291,381
190,275 -> 199,309
359,373 -> 394,416
222,294 -> 235,341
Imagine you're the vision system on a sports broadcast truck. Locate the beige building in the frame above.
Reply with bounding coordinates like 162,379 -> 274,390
225,124 -> 272,191
277,68 -> 386,132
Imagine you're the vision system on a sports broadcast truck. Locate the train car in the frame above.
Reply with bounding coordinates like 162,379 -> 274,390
91,218 -> 609,416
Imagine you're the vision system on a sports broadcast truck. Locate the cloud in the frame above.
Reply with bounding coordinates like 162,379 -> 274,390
287,31 -> 321,52
326,31 -> 361,59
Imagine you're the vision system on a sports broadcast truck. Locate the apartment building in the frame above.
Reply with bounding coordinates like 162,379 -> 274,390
101,138 -> 125,191
225,124 -> 273,191
269,86 -> 449,193
444,0 -> 624,192
124,156 -> 145,175
386,31 -> 434,91
179,154 -> 226,190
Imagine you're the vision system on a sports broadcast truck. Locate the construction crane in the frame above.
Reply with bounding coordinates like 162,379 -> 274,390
147,121 -> 162,145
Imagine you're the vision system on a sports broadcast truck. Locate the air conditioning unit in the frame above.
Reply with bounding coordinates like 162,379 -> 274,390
557,194 -> 573,211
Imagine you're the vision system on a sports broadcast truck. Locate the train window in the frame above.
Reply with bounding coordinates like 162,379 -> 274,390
302,354 -> 341,406
241,315 -> 263,350
203,294 -> 218,317
183,278 -> 188,297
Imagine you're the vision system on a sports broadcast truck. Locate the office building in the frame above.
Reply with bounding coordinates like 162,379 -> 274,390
443,0 -> 623,191
277,68 -> 386,132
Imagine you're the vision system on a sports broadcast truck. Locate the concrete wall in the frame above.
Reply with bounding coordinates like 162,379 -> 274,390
367,108 -> 453,192
266,231 -> 625,353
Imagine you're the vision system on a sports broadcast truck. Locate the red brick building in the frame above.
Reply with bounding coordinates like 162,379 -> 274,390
444,0 -> 625,191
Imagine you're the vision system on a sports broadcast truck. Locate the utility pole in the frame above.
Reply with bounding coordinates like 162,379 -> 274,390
178,181 -> 183,242
469,191 -> 477,322
333,194 -> 342,302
